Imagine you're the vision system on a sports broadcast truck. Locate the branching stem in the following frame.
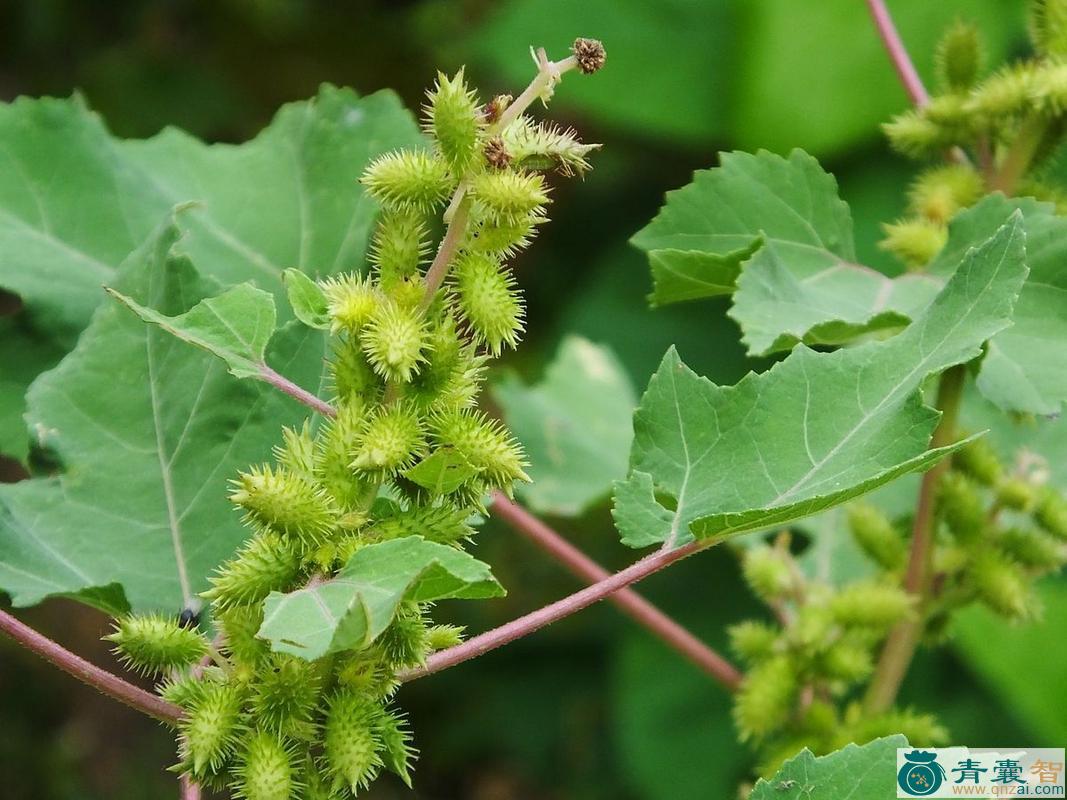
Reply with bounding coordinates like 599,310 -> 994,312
259,364 -> 336,417
865,365 -> 964,713
399,536 -> 713,682
0,606 -> 182,725
489,491 -> 743,690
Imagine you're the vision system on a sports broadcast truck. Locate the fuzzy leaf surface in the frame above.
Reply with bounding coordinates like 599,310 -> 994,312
613,218 -> 1027,548
283,268 -> 330,330
632,149 -> 939,355
750,735 -> 907,799
258,536 -> 504,660
0,225 -> 325,611
929,195 -> 1067,415
108,282 -> 277,380
0,88 -> 420,339
494,336 -> 636,516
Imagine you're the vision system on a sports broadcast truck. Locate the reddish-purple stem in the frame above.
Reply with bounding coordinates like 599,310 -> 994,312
250,369 -> 735,686
866,0 -> 929,107
0,607 -> 182,725
259,364 -> 336,417
400,537 -> 710,681
180,775 -> 201,800
489,491 -> 742,690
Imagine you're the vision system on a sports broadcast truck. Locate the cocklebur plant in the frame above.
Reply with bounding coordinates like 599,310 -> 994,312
2,5 -> 1067,799
104,40 -> 605,797
881,0 -> 1067,267
627,0 -> 1067,786
728,438 -> 1067,774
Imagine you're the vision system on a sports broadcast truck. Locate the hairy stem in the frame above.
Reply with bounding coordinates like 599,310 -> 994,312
492,52 -> 578,133
420,195 -> 472,306
865,365 -> 964,713
420,48 -> 580,309
260,371 -> 733,682
0,606 -> 183,725
180,775 -> 201,800
399,537 -> 713,682
865,0 -> 929,107
259,364 -> 336,417
489,491 -> 743,689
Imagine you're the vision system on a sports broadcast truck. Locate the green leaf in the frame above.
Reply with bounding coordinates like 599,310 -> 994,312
494,336 -> 636,516
0,88 -> 420,340
929,195 -> 1067,415
108,282 -> 277,380
403,448 -> 481,495
633,150 -> 854,302
283,268 -> 330,330
750,735 -> 907,800
0,317 -> 64,462
632,149 -> 940,356
0,224 -> 325,611
258,536 -> 504,660
613,218 -> 1027,548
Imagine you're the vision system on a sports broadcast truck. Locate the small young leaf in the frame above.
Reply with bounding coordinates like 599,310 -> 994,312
258,536 -> 504,660
283,268 -> 330,330
109,282 -> 277,380
403,448 -> 481,495
493,336 -> 636,516
750,735 -> 907,799
614,218 -> 1027,548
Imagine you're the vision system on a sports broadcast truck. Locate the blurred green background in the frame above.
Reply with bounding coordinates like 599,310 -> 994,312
1,1 -> 1061,798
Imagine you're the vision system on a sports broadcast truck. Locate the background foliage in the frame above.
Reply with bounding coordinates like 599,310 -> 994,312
0,1 -> 1059,798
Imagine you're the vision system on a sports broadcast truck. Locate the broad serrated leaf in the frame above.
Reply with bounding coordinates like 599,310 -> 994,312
928,195 -> 1067,415
633,150 -> 852,303
494,336 -> 636,516
0,224 -> 325,611
613,218 -> 1027,549
0,87 -> 420,339
283,268 -> 330,330
632,149 -> 941,356
108,282 -> 277,380
750,735 -> 907,800
258,536 -> 504,660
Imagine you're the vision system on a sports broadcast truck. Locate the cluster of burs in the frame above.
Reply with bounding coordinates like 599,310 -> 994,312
730,437 -> 1067,776
881,0 -> 1067,268
105,41 -> 603,799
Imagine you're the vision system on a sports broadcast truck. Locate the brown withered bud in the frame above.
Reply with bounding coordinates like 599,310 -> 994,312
572,38 -> 606,75
482,94 -> 513,124
483,136 -> 511,169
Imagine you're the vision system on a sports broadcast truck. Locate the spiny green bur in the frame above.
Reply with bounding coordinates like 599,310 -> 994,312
105,39 -> 604,797
730,437 -> 1067,777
